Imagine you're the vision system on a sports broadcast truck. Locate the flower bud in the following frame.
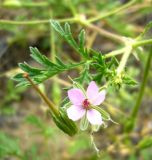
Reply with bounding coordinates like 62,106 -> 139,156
52,108 -> 78,136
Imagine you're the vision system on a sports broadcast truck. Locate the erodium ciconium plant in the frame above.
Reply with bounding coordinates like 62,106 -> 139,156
12,20 -> 152,137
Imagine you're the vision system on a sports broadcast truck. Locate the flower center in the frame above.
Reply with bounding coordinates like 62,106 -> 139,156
82,99 -> 90,109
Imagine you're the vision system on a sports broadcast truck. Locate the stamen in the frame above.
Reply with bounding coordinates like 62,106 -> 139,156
83,99 -> 90,109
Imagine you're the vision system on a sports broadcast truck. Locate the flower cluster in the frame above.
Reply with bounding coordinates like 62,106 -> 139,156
67,81 -> 106,126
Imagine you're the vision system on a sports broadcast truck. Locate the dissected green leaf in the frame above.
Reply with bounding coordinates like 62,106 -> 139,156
12,47 -> 84,87
50,20 -> 89,58
30,47 -> 58,68
74,64 -> 91,84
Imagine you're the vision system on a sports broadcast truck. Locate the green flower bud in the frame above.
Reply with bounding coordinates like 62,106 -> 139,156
52,109 -> 78,136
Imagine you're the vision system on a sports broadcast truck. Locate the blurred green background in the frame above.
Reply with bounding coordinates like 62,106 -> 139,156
0,0 -> 152,159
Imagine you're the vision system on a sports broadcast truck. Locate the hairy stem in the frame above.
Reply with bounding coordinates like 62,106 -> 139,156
116,46 -> 132,74
50,20 -> 56,62
23,73 -> 59,116
105,47 -> 126,58
133,39 -> 152,48
1,1 -> 49,8
0,17 -> 76,25
105,39 -> 152,58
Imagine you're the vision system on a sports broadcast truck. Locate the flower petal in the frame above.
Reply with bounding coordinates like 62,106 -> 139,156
86,81 -> 99,101
92,90 -> 106,106
68,88 -> 85,105
67,105 -> 85,121
87,109 -> 102,125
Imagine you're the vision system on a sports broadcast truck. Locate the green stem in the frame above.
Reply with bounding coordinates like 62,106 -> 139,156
1,2 -> 49,8
50,16 -> 61,105
116,46 -> 132,74
0,17 -> 76,25
50,17 -> 56,62
105,39 -> 152,58
133,39 -> 152,48
88,0 -> 136,23
131,46 -> 152,119
105,47 -> 126,58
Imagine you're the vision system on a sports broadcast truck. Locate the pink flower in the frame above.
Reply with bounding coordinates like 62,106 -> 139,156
67,81 -> 106,125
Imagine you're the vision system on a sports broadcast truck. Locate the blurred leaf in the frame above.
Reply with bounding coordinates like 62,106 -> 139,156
107,17 -> 135,37
25,114 -> 45,129
129,154 -> 136,160
52,81 -> 62,105
3,80 -> 26,103
0,132 -> 22,158
68,135 -> 90,155
22,144 -> 38,160
137,136 -> 152,149
141,149 -> 152,160
0,106 -> 16,116
25,115 -> 55,138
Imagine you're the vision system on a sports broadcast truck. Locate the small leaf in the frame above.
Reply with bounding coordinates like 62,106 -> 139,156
78,29 -> 85,48
50,20 -> 64,36
55,57 -> 66,68
64,23 -> 78,49
107,56 -> 119,68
